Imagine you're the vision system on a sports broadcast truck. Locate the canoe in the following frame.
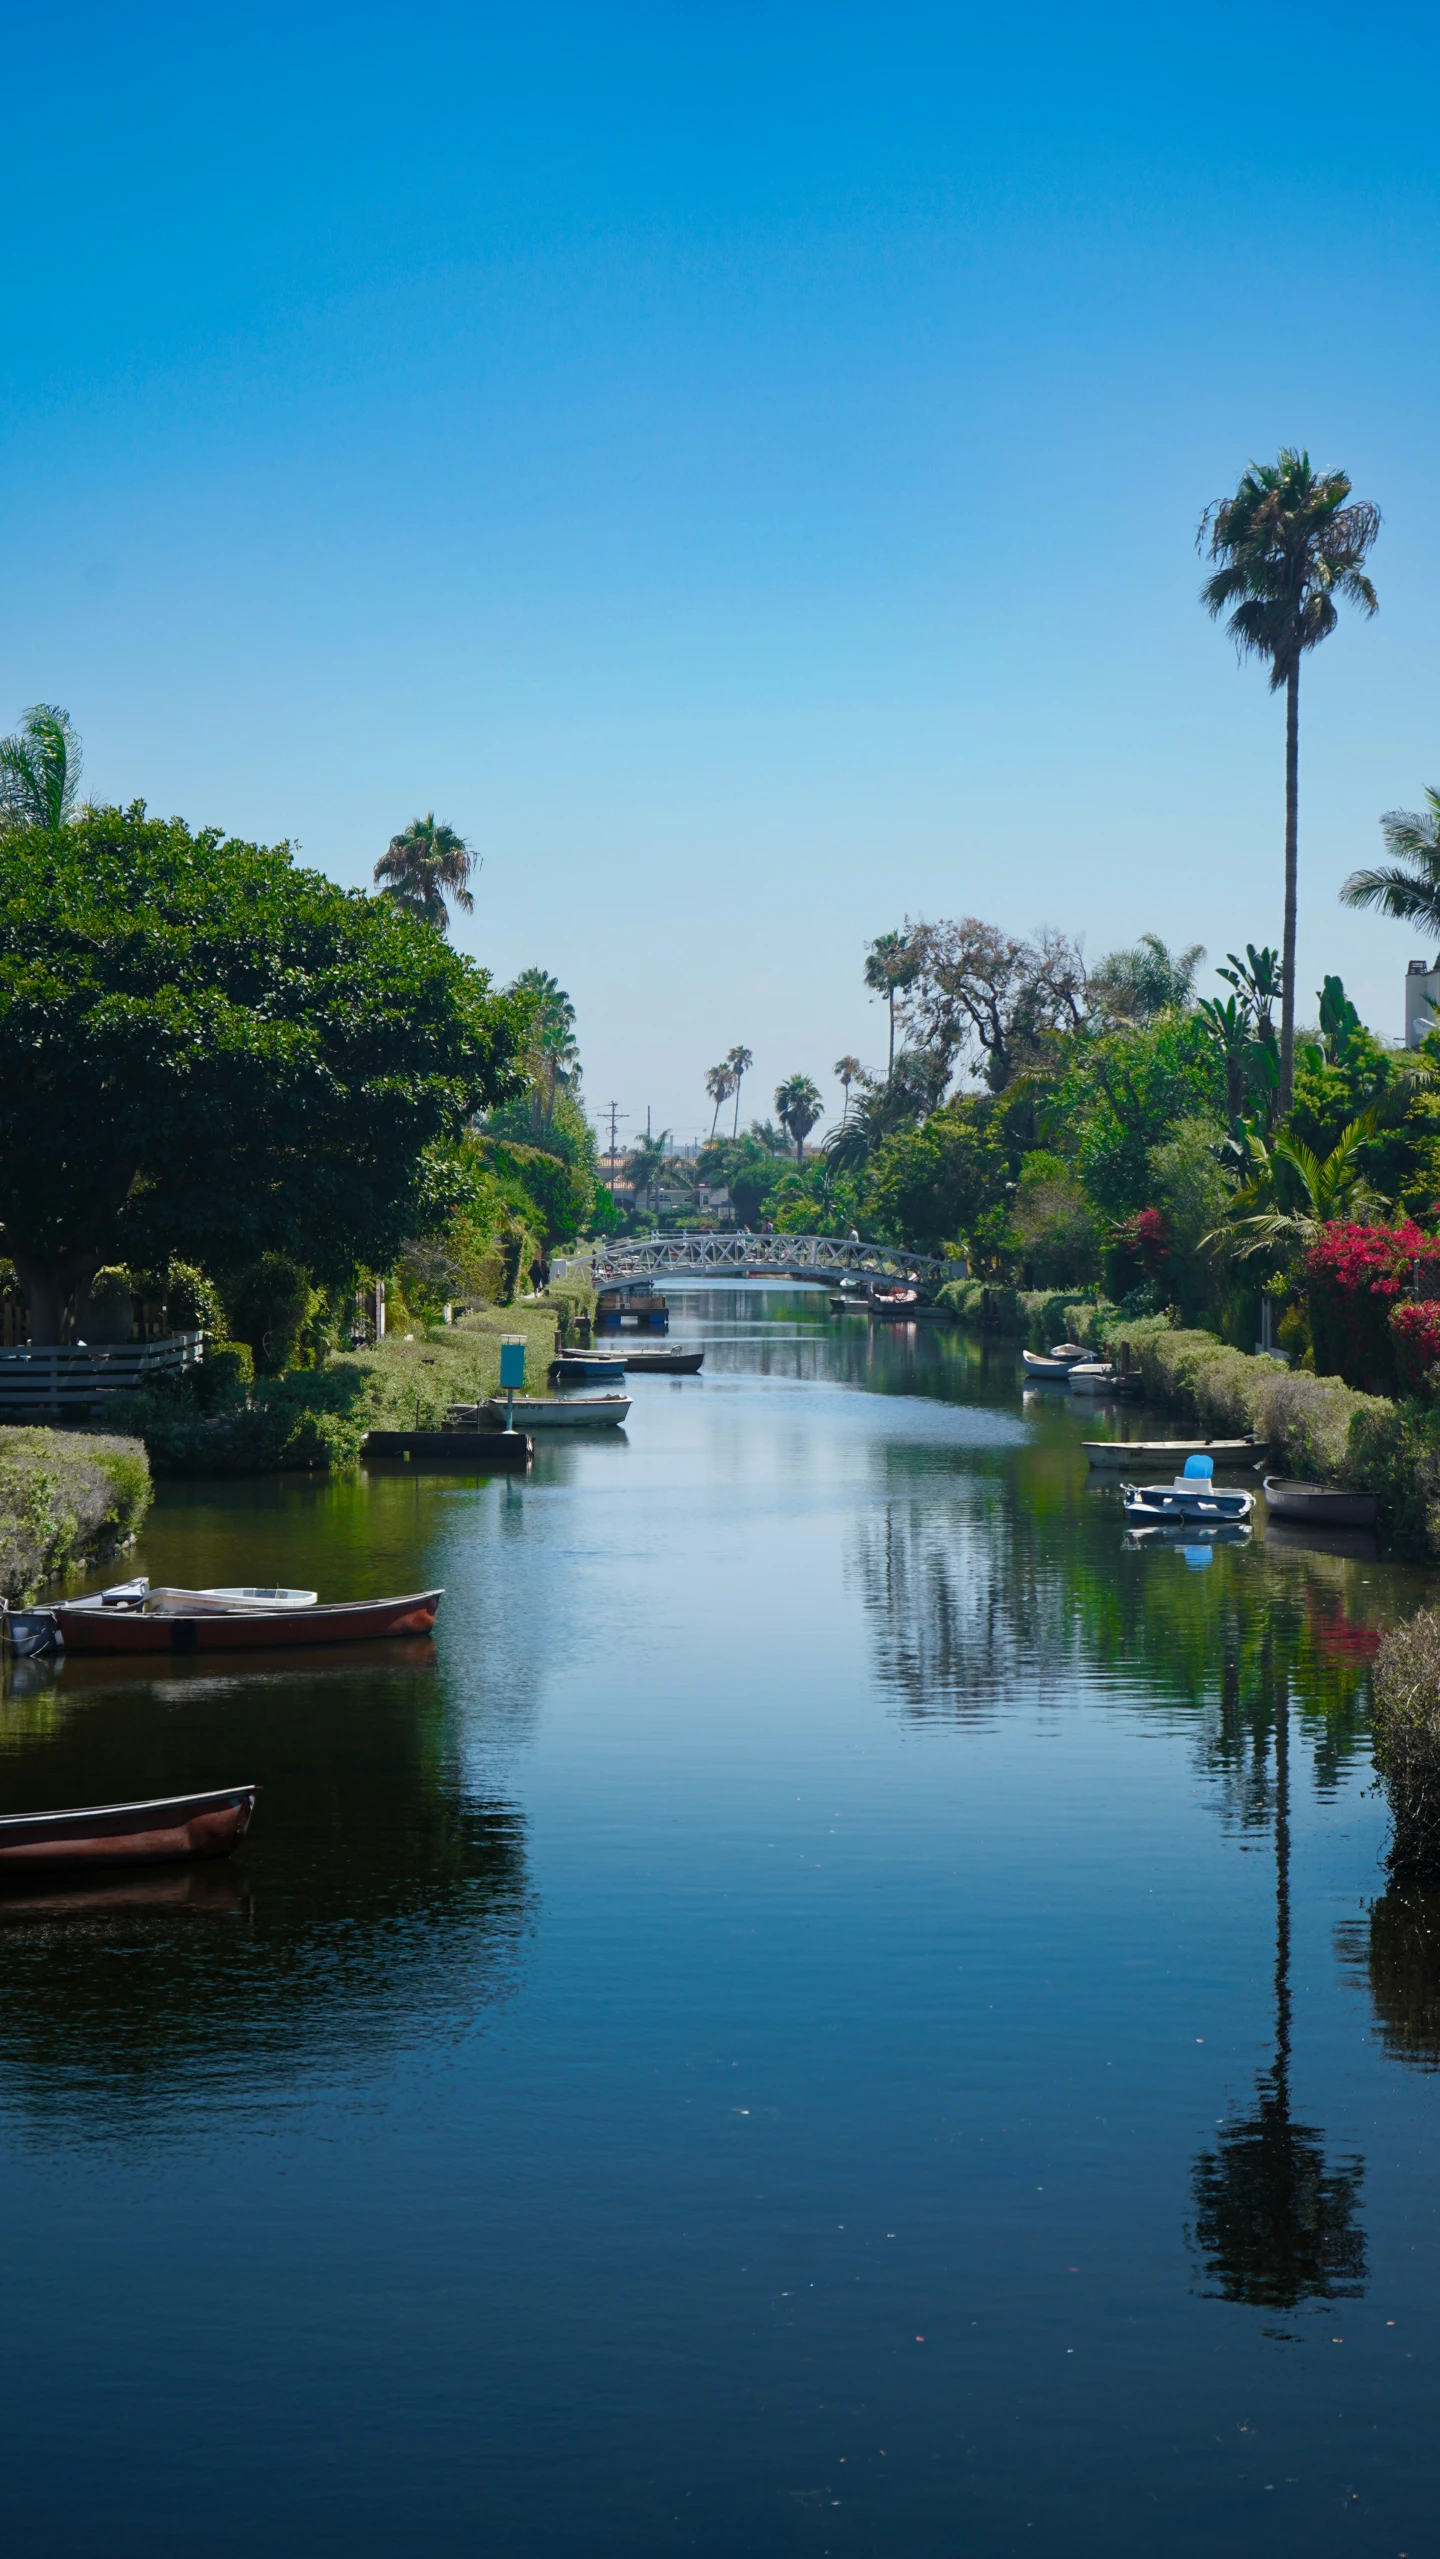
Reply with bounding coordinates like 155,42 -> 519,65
549,1353 -> 628,1380
52,1589 -> 443,1656
1084,1437 -> 1266,1470
1262,1476 -> 1379,1528
621,1349 -> 704,1374
0,1782 -> 256,1875
1067,1363 -> 1119,1394
1022,1350 -> 1079,1379
480,1395 -> 631,1429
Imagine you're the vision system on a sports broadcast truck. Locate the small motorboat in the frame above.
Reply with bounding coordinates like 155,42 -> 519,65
1121,1455 -> 1254,1527
1084,1436 -> 1266,1471
869,1287 -> 924,1318
50,1587 -> 443,1655
621,1348 -> 705,1374
1022,1343 -> 1088,1379
1262,1477 -> 1379,1529
479,1394 -> 631,1430
0,1782 -> 256,1875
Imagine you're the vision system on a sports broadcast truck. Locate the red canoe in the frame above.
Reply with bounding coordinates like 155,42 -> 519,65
53,1589 -> 443,1655
0,1783 -> 256,1874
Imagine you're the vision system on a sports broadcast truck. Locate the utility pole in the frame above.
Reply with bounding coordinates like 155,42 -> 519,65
604,1101 -> 627,1199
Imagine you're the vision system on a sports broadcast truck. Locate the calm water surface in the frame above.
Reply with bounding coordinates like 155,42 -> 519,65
3,1289 -> 1438,2556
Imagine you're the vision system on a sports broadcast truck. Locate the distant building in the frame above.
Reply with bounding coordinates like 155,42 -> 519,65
1406,957 -> 1440,1049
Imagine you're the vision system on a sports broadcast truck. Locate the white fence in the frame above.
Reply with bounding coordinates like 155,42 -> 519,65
0,1332 -> 205,1415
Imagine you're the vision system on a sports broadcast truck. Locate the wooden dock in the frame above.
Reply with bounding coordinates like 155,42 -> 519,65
362,1428 -> 533,1470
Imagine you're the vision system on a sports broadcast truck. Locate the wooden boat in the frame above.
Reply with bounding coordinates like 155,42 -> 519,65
621,1348 -> 705,1374
480,1394 -> 631,1429
1262,1476 -> 1379,1529
0,1782 -> 256,1875
52,1588 -> 442,1656
1084,1436 -> 1266,1471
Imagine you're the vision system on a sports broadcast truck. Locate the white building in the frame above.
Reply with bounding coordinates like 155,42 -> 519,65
1406,958 -> 1440,1050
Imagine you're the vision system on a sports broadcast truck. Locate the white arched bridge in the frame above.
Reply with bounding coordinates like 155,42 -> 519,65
553,1233 -> 962,1290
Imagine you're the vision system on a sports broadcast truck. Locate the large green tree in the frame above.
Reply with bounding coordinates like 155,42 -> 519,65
865,1099 -> 1006,1254
1199,450 -> 1379,1110
0,805 -> 528,1339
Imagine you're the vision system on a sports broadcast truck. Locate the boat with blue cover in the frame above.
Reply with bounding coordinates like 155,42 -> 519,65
1120,1452 -> 1255,1527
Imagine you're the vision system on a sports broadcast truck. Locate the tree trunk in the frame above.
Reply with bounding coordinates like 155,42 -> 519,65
732,1077 -> 743,1139
888,993 -> 896,1077
1280,662 -> 1299,1113
8,1247 -> 97,1346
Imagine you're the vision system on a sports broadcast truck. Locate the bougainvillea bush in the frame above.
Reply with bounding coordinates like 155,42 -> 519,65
1391,1300 -> 1440,1397
1306,1223 -> 1440,1395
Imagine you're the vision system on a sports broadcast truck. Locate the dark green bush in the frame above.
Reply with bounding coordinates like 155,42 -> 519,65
226,1254 -> 315,1375
1372,1612 -> 1440,1877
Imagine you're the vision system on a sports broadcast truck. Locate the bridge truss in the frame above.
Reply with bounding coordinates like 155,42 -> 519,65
553,1232 -> 962,1289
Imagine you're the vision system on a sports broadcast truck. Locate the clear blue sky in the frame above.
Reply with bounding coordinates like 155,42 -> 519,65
6,3 -> 1439,1141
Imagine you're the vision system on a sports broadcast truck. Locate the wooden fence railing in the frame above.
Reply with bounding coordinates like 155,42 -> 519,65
0,1333 -> 205,1415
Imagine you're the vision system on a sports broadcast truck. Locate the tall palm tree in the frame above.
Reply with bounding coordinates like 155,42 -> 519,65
834,1054 -> 862,1119
705,1062 -> 735,1138
1199,451 -> 1379,1109
0,704 -> 82,831
510,967 -> 578,1133
864,931 -> 920,1076
775,1075 -> 822,1165
1342,789 -> 1440,948
374,813 -> 478,932
625,1128 -> 671,1217
726,1045 -> 753,1138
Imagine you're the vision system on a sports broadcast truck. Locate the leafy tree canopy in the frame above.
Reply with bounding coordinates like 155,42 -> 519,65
0,805 -> 529,1338
865,1098 -> 1006,1254
1054,1014 -> 1223,1220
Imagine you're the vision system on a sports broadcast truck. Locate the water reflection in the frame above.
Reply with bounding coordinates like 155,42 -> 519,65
0,1652 -> 530,2142
1343,1889 -> 1440,2070
1190,1683 -> 1367,2314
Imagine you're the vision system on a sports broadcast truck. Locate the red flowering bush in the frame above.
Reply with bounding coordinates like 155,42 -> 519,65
1391,1300 -> 1440,1397
1307,1222 -> 1440,1394
1105,1205 -> 1170,1299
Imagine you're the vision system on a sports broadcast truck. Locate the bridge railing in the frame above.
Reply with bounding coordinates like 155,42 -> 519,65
552,1233 -> 964,1288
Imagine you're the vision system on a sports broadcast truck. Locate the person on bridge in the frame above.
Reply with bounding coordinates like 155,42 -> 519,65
848,1227 -> 860,1243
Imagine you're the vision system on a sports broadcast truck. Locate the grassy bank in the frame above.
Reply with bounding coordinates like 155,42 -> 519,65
0,1427 -> 152,1602
103,1294 -> 583,1478
937,1277 -> 1110,1350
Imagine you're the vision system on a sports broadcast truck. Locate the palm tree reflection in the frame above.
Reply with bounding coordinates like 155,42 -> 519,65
1190,1675 -> 1366,2311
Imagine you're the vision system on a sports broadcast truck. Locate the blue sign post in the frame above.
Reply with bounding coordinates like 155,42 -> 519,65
499,1336 -> 526,1431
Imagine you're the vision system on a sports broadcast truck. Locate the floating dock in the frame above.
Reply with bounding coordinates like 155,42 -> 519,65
362,1428 -> 533,1469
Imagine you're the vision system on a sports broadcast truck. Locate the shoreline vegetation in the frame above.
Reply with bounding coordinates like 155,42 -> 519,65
0,1428 -> 152,1604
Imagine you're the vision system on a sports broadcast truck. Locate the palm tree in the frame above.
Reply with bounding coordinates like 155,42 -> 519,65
1199,451 -> 1380,1111
374,813 -> 478,932
726,1045 -> 753,1138
625,1129 -> 671,1218
0,704 -> 82,831
774,1075 -> 822,1165
511,967 -> 578,1133
1342,789 -> 1440,946
704,1063 -> 735,1138
1217,1115 -> 1385,1262
834,1055 -> 862,1120
864,930 -> 921,1076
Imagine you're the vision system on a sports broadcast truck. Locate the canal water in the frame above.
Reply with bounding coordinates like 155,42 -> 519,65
2,1288 -> 1438,2557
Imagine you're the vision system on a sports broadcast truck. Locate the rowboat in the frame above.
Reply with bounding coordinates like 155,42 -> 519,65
480,1394 -> 631,1429
549,1351 -> 628,1380
1262,1476 -> 1379,1529
1022,1344 -> 1088,1379
1084,1437 -> 1266,1471
1067,1362 -> 1119,1394
50,1587 -> 443,1656
621,1348 -> 704,1374
0,1783 -> 255,1875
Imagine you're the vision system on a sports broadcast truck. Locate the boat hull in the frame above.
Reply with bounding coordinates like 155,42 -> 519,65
621,1350 -> 705,1373
1122,1487 -> 1254,1524
0,1783 -> 255,1874
1262,1477 -> 1379,1528
481,1397 -> 631,1428
53,1591 -> 442,1655
1084,1438 -> 1266,1470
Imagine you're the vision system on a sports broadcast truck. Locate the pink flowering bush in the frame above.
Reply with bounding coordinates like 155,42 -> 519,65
1306,1223 -> 1440,1395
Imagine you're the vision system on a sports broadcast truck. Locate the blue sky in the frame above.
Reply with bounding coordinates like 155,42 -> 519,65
5,3 -> 1440,1140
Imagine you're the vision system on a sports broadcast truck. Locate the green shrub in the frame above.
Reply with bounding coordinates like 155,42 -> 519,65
77,1267 -> 136,1343
1372,1611 -> 1440,1876
194,1342 -> 254,1407
226,1254 -> 315,1375
0,1426 -> 152,1601
166,1260 -> 224,1335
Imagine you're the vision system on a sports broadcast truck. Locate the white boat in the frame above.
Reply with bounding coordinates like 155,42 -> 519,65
199,1585 -> 319,1610
1084,1436 -> 1266,1471
480,1394 -> 631,1430
1067,1362 -> 1118,1394
1021,1343 -> 1089,1380
1121,1456 -> 1254,1526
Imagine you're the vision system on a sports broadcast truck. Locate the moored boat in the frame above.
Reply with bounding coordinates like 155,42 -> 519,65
1084,1436 -> 1266,1471
1022,1344 -> 1088,1379
1262,1476 -> 1379,1529
0,1783 -> 256,1874
621,1348 -> 704,1374
479,1394 -> 631,1429
549,1351 -> 628,1380
1067,1361 -> 1119,1394
1121,1456 -> 1254,1527
51,1588 -> 443,1656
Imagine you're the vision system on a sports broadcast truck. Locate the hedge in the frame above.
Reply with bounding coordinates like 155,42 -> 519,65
0,1427 -> 153,1602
